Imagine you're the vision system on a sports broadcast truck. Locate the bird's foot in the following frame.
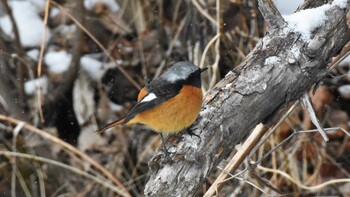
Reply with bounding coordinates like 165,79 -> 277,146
159,133 -> 172,159
186,127 -> 201,139
162,145 -> 171,158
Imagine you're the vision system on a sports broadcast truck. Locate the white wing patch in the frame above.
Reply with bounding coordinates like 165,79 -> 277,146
140,93 -> 157,103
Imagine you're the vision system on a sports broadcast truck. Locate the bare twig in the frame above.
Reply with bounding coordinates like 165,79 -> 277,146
199,34 -> 220,70
10,122 -> 24,197
251,101 -> 299,162
299,127 -> 350,137
15,170 -> 32,197
300,93 -> 329,141
36,168 -> 46,197
0,151 -> 127,196
131,0 -> 147,82
172,0 -> 182,25
231,174 -> 275,196
154,14 -> 188,78
204,123 -> 268,197
208,0 -> 222,89
50,1 -> 141,90
0,114 -> 131,197
36,0 -> 50,123
191,0 -> 216,24
257,165 -> 350,191
328,41 -> 350,70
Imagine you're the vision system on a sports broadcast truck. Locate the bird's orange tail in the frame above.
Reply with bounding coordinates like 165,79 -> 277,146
95,117 -> 125,134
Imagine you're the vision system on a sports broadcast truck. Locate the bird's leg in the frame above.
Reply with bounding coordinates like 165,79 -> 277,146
186,127 -> 200,139
160,133 -> 170,157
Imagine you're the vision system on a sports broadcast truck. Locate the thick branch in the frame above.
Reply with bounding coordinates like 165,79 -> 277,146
145,1 -> 350,196
257,0 -> 285,32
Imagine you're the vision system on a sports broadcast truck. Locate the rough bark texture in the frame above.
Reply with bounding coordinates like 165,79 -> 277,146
145,1 -> 350,196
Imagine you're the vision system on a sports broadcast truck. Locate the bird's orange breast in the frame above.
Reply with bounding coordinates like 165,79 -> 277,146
128,85 -> 203,133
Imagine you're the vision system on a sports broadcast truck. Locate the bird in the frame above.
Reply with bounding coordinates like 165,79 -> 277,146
97,61 -> 206,150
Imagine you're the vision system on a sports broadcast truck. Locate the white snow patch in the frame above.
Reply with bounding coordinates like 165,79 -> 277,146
80,56 -> 106,81
200,106 -> 216,117
59,24 -> 77,35
224,83 -> 232,89
338,85 -> 350,99
183,134 -> 200,149
109,101 -> 124,112
274,0 -> 303,15
0,1 -> 51,47
28,0 -> 46,11
50,8 -> 60,18
45,51 -> 108,80
333,0 -> 348,8
283,0 -> 347,41
27,49 -> 40,61
140,93 -> 157,102
283,5 -> 329,41
225,71 -> 234,77
84,0 -> 120,12
100,59 -> 123,69
45,51 -> 72,74
24,76 -> 48,95
264,56 -> 280,65
123,46 -> 134,53
0,17 -> 12,35
73,73 -> 95,125
291,46 -> 300,59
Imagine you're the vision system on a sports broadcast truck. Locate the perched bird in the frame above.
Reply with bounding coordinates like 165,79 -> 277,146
97,61 -> 206,142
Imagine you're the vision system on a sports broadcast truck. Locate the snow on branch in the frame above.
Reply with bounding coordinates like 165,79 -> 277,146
283,0 -> 348,41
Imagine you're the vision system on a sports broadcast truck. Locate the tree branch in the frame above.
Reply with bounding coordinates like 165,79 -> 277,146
257,0 -> 285,32
144,0 -> 350,196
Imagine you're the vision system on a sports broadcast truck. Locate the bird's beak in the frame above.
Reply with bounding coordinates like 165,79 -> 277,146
200,67 -> 208,73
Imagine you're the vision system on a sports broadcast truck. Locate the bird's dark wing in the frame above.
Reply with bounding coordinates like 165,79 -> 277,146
122,96 -> 170,124
122,79 -> 181,124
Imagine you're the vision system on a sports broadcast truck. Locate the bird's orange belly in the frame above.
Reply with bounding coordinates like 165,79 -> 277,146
129,85 -> 203,133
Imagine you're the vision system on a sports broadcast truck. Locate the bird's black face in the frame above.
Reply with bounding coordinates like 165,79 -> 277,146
161,61 -> 204,88
183,68 -> 202,88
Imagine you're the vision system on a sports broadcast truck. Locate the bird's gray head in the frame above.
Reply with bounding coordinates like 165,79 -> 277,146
161,61 -> 200,83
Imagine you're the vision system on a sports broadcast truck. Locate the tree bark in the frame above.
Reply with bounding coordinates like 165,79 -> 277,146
144,1 -> 350,196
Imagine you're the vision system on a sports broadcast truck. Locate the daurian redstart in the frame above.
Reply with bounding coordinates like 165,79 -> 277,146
97,61 -> 206,136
